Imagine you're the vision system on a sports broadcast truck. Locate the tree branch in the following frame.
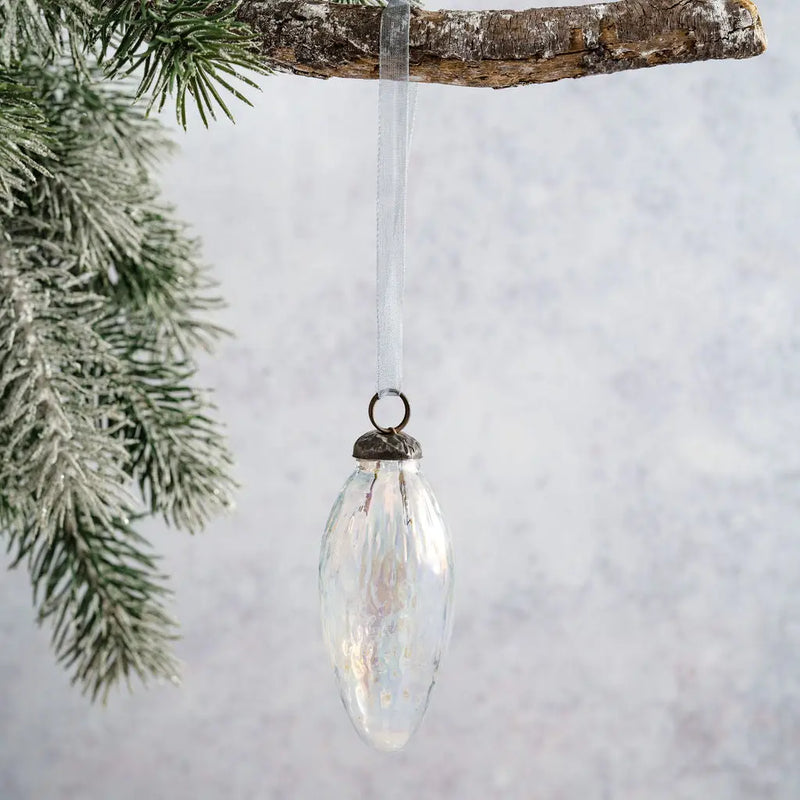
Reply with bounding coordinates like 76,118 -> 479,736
237,0 -> 766,88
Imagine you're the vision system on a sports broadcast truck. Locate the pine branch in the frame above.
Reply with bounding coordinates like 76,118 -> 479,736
111,358 -> 235,532
8,508 -> 179,702
94,206 -> 227,356
0,76 -> 52,211
7,92 -> 148,273
93,211 -> 236,533
0,0 -> 94,65
0,249 -> 181,695
0,61 -> 235,698
34,66 -> 174,170
6,65 -> 167,273
98,0 -> 267,127
0,252 -> 131,540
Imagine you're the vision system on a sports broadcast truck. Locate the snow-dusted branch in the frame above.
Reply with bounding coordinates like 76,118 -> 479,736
237,0 -> 766,88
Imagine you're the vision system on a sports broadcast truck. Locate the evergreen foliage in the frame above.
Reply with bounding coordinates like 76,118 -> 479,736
0,0 -> 256,698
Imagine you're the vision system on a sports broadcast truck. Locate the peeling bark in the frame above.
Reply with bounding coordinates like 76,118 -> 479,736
236,0 -> 766,88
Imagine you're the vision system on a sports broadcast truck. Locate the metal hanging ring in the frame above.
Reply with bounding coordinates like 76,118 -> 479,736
368,391 -> 411,435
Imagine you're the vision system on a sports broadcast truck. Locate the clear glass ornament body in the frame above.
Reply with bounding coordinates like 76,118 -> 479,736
319,457 -> 454,752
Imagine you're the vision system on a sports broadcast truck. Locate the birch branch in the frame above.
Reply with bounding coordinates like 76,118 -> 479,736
236,0 -> 766,88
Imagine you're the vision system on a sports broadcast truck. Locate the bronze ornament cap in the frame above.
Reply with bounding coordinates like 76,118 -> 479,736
352,430 -> 422,461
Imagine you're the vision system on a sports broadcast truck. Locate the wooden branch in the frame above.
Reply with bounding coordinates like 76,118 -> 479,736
236,0 -> 766,88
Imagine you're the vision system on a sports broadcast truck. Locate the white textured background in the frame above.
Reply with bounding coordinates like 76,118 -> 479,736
2,1 -> 800,798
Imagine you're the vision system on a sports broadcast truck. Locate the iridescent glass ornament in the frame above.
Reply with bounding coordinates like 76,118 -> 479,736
319,407 -> 454,752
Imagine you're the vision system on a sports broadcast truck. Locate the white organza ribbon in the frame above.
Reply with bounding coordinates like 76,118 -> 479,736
376,0 -> 415,398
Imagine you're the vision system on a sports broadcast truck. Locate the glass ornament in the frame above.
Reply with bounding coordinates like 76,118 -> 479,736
319,426 -> 454,752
